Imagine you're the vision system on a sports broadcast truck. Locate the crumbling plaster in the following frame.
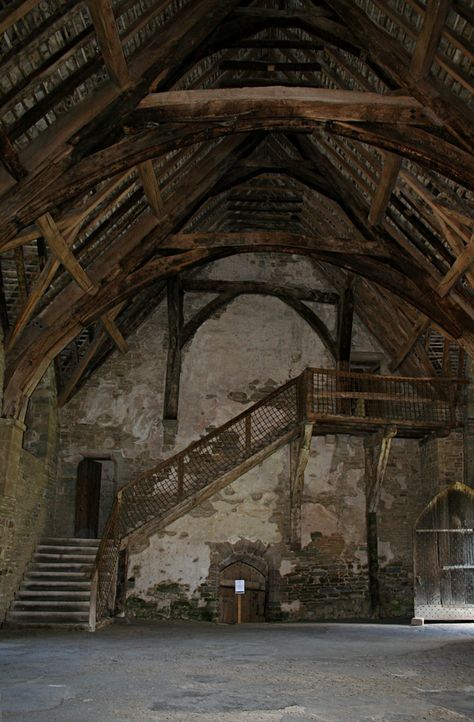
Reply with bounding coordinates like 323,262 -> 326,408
54,252 -> 444,620
57,254 -> 382,534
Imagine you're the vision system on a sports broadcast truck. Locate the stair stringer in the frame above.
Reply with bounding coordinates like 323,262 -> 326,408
124,426 -> 300,551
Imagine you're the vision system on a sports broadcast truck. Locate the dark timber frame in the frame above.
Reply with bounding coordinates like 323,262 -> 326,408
0,0 -> 472,420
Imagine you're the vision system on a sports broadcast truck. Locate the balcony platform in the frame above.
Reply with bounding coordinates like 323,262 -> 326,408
304,367 -> 466,439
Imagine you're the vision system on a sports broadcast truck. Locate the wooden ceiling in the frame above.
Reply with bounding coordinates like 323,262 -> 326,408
0,0 -> 472,417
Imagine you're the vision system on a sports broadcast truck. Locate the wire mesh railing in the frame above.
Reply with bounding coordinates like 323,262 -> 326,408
308,368 -> 460,428
90,376 -> 302,626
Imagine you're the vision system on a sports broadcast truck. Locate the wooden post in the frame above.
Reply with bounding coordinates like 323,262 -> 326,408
364,427 -> 397,616
289,423 -> 314,549
237,593 -> 242,624
163,276 -> 184,422
89,568 -> 98,632
337,279 -> 354,369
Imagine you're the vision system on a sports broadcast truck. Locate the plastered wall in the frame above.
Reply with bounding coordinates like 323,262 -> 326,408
54,254 -> 465,621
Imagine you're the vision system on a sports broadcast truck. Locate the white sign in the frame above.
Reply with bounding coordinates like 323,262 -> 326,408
235,579 -> 245,594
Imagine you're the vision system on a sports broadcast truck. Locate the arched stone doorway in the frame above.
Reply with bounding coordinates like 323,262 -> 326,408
414,482 -> 474,620
219,561 -> 266,624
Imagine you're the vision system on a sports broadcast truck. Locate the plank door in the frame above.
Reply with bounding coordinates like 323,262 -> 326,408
219,561 -> 266,623
74,458 -> 102,538
415,485 -> 474,620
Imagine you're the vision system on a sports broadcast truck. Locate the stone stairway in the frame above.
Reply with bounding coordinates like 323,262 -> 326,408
5,537 -> 99,629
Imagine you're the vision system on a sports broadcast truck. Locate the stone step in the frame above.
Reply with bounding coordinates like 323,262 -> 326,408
6,610 -> 90,622
12,600 -> 90,612
3,621 -> 90,630
29,562 -> 95,572
21,580 -> 91,590
37,545 -> 98,555
34,553 -> 97,563
27,571 -> 91,581
17,590 -> 91,600
41,537 -> 100,546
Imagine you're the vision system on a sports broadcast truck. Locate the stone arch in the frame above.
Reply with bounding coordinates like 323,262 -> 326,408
208,539 -> 273,623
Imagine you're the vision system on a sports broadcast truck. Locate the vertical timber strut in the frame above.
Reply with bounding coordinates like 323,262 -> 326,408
163,275 -> 184,423
337,277 -> 354,369
289,422 -> 314,549
364,426 -> 397,616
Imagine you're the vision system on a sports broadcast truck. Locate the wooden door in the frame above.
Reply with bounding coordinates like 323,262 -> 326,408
219,561 -> 266,623
74,458 -> 102,538
415,485 -> 474,620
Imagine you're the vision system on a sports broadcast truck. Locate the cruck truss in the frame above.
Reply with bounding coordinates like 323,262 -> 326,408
0,0 -> 472,417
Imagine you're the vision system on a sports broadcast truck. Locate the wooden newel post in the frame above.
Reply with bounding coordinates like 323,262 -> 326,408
115,490 -> 123,542
177,455 -> 184,501
89,567 -> 98,632
245,414 -> 252,455
297,369 -> 312,421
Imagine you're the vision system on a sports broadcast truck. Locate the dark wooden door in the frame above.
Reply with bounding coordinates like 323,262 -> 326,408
415,485 -> 474,620
219,561 -> 266,623
74,458 -> 102,538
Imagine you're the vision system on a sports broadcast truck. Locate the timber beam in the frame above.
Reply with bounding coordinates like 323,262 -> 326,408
182,280 -> 339,304
138,87 -> 437,126
180,289 -> 337,361
337,277 -> 354,368
163,277 -> 184,423
86,0 -> 131,90
364,426 -> 397,615
410,0 -> 452,80
389,316 -> 430,372
138,161 -> 166,220
368,153 -> 402,227
325,0 -> 473,148
36,214 -> 96,295
289,422 -> 314,549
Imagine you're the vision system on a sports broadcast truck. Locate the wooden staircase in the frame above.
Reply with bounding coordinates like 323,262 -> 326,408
89,368 -> 461,630
4,368 -> 459,631
5,537 -> 99,629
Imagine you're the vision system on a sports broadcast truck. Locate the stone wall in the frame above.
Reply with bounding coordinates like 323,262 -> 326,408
53,253 -> 468,622
127,430 -> 454,622
0,366 -> 58,621
126,436 -> 372,622
57,254 -> 383,535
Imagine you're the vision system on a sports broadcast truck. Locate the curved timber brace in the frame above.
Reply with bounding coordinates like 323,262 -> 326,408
162,277 -> 338,430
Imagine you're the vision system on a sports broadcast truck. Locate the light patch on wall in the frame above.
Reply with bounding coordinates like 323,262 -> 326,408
301,503 -> 338,547
279,558 -> 295,577
281,600 -> 301,614
305,439 -> 336,494
128,450 -> 285,599
131,533 -> 212,598
378,540 -> 395,565
380,488 -> 395,510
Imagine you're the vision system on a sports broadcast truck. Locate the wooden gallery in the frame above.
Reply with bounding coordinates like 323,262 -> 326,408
0,1 -> 473,721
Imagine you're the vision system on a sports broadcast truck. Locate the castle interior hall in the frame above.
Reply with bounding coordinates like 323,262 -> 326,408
0,0 -> 473,720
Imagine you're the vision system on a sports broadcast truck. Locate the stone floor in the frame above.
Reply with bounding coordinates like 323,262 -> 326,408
0,620 -> 473,721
